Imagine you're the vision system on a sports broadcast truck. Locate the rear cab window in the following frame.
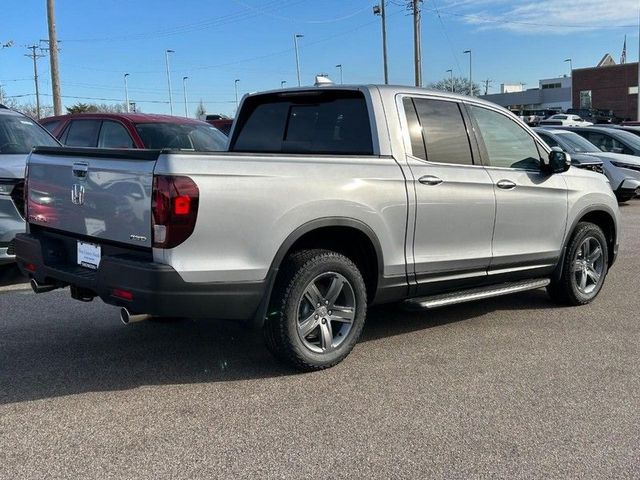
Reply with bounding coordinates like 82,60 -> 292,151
229,90 -> 373,155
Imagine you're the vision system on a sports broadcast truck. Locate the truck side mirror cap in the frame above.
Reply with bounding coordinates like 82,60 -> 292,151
542,147 -> 571,174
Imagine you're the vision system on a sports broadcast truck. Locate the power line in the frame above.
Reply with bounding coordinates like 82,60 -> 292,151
62,0 -> 307,43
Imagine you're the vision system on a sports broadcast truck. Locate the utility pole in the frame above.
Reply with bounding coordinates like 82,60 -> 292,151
46,0 -> 62,115
294,34 -> 303,86
124,73 -> 130,113
483,78 -> 493,96
234,79 -> 240,110
412,0 -> 422,87
446,69 -> 453,92
373,2 -> 389,84
464,50 -> 473,95
182,76 -> 189,117
335,64 -> 343,84
25,45 -> 44,119
165,49 -> 174,115
565,58 -> 573,108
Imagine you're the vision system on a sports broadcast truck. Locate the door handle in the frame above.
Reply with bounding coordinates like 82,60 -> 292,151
496,179 -> 516,190
419,175 -> 443,186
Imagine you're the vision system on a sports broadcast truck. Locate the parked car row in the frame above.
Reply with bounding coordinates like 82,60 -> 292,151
40,113 -> 228,151
534,127 -> 640,202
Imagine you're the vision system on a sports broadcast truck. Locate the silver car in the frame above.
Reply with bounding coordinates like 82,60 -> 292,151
534,127 -> 640,202
0,106 -> 60,264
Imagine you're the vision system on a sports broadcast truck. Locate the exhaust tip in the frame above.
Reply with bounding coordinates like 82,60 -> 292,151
120,308 -> 150,325
30,278 -> 57,294
120,307 -> 131,325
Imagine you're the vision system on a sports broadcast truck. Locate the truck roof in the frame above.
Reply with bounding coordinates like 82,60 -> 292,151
245,84 -> 502,110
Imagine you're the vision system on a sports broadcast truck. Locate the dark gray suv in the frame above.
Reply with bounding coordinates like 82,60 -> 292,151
0,106 -> 59,264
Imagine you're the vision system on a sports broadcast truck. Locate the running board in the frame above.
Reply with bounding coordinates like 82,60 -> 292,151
404,278 -> 551,310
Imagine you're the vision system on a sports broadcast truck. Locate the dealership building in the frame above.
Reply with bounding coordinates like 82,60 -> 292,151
572,55 -> 639,121
480,54 -> 639,121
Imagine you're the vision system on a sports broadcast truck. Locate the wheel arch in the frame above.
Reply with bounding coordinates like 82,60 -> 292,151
252,217 -> 384,326
554,206 -> 617,280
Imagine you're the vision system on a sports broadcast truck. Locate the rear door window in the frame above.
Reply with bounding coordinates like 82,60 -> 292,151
230,91 -> 373,155
406,97 -> 474,165
63,119 -> 101,147
98,121 -> 134,148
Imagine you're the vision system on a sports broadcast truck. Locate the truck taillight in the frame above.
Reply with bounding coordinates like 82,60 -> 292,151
152,175 -> 199,249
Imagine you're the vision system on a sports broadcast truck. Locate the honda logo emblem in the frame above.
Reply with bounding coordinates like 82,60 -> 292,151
71,184 -> 85,205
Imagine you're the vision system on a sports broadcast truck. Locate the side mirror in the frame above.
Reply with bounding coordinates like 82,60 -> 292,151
541,147 -> 571,174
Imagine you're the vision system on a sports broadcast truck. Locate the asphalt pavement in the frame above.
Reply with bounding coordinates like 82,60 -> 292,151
1,204 -> 639,479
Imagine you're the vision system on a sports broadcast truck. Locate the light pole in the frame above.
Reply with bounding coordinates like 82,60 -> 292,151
280,80 -> 287,88
294,34 -> 303,86
464,50 -> 472,96
446,69 -> 453,92
124,73 -> 130,113
373,2 -> 389,84
335,64 -> 343,84
182,76 -> 189,118
234,79 -> 240,110
165,49 -> 175,115
565,58 -> 573,108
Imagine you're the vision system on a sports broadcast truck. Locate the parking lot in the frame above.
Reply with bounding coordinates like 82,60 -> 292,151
0,204 -> 638,479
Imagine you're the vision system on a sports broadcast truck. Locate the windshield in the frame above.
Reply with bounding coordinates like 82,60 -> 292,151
614,129 -> 640,151
555,132 -> 601,153
0,114 -> 59,154
552,115 -> 567,120
134,122 -> 227,151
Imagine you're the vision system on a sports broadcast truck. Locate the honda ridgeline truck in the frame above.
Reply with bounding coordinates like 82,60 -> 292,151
15,85 -> 620,370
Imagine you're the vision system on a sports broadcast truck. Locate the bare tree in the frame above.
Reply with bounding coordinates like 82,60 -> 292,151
195,100 -> 206,119
427,76 -> 482,96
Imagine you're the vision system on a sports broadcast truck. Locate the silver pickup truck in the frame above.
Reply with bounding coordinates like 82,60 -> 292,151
15,85 -> 620,370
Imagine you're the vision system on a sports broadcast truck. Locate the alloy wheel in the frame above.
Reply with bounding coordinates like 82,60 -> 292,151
296,272 -> 356,354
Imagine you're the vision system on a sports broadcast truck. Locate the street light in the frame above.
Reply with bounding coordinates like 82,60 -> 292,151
294,34 -> 304,86
335,64 -> 343,84
446,69 -> 453,92
463,50 -> 473,96
182,76 -> 189,118
280,80 -> 287,88
165,49 -> 175,115
565,58 -> 573,108
234,79 -> 240,110
124,73 -> 130,113
373,2 -> 389,84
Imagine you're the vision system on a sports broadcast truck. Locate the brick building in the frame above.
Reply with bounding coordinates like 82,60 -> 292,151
572,57 -> 639,121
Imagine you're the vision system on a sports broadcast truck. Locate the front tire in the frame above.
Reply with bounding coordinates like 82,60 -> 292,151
263,249 -> 367,371
547,222 -> 608,306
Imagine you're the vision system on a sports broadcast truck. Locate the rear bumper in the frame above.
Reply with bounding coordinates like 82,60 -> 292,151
15,233 -> 265,321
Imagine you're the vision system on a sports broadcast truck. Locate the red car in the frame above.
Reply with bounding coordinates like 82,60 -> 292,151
203,115 -> 233,136
40,113 -> 228,151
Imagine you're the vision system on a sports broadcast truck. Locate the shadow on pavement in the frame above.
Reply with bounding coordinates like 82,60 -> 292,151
0,288 -> 561,405
0,265 -> 27,288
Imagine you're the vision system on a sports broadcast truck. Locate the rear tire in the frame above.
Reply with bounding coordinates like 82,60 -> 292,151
547,222 -> 608,306
263,249 -> 367,371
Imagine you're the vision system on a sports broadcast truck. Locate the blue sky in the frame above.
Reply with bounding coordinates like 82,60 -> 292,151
1,0 -> 638,117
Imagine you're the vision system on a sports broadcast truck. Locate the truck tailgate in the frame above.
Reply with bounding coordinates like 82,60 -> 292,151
27,147 -> 159,248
